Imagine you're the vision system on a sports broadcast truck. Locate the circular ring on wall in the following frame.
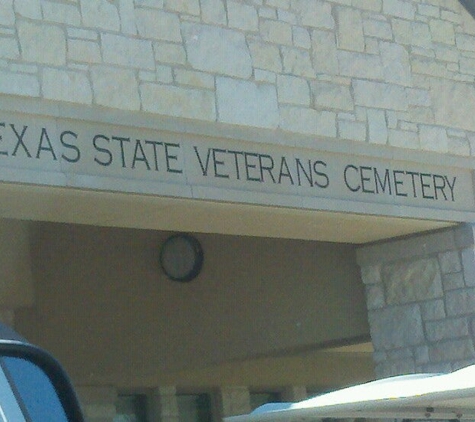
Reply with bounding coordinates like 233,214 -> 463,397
160,234 -> 204,282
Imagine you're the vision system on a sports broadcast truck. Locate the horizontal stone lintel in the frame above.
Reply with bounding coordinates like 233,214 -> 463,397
1,96 -> 475,234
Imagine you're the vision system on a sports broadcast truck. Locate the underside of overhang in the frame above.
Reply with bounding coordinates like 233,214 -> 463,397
0,182 -> 455,244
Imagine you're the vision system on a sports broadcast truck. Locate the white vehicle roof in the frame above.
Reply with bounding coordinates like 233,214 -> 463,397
227,364 -> 475,422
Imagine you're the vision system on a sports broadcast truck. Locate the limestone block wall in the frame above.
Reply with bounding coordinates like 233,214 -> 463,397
2,0 -> 475,155
357,224 -> 475,378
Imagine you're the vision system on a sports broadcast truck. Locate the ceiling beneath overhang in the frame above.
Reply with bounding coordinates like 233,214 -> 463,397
0,182 -> 455,244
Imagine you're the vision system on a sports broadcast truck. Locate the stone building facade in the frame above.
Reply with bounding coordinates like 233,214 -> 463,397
0,0 -> 474,147
2,0 -> 475,421
358,224 -> 475,377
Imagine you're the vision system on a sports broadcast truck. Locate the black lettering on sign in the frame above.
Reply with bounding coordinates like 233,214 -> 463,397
295,159 -> 329,189
446,176 -> 456,202
433,174 -> 447,200
244,152 -> 260,182
344,164 -> 360,192
0,120 -> 463,208
60,131 -> 80,163
164,143 -> 182,174
406,171 -> 419,198
278,156 -> 293,185
343,164 -> 457,203
212,148 -> 229,179
420,173 -> 434,199
36,128 -> 57,160
360,166 -> 374,194
144,140 -> 163,171
259,154 -> 276,183
132,139 -> 150,170
393,170 -> 407,197
374,168 -> 391,195
296,158 -> 312,187
93,134 -> 112,166
313,160 -> 329,188
192,146 -> 330,189
228,150 -> 244,180
11,124 -> 31,158
194,146 -> 211,176
112,136 -> 130,168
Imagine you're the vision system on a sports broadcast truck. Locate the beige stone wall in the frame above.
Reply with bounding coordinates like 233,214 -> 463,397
357,224 -> 475,377
2,0 -> 475,154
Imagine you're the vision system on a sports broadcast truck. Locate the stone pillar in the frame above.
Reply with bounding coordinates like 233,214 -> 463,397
216,387 -> 251,419
281,386 -> 307,401
75,386 -> 117,422
0,219 -> 35,330
357,224 -> 475,378
151,386 -> 180,422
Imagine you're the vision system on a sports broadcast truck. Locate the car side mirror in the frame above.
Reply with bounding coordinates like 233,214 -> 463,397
0,340 -> 84,421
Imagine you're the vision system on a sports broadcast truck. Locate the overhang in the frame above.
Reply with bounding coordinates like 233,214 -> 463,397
1,96 -> 474,244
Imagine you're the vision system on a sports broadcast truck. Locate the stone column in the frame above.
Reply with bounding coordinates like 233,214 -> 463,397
357,224 -> 475,378
216,387 -> 251,420
151,386 -> 180,422
0,219 -> 35,331
281,386 -> 307,402
75,386 -> 117,422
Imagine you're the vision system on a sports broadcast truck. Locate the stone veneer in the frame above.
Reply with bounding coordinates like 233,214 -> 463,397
357,223 -> 475,377
1,0 -> 475,155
